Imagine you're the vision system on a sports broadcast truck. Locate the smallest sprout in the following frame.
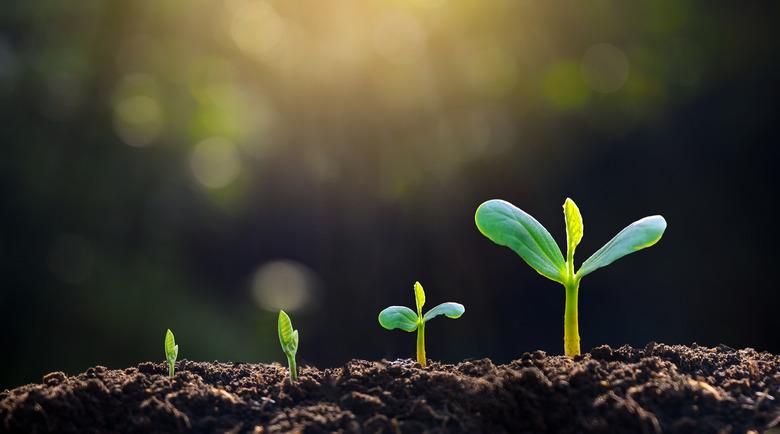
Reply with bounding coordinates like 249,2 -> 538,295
278,310 -> 299,382
164,329 -> 179,378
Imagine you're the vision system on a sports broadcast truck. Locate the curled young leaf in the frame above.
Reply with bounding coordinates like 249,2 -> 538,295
578,215 -> 667,278
423,302 -> 465,322
278,310 -> 298,354
164,329 -> 178,378
475,199 -> 566,283
414,281 -> 426,316
563,198 -> 583,259
378,306 -> 419,332
165,329 -> 177,364
291,330 -> 299,350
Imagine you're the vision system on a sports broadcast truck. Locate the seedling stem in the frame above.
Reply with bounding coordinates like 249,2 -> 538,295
564,276 -> 580,356
286,353 -> 298,382
416,319 -> 426,365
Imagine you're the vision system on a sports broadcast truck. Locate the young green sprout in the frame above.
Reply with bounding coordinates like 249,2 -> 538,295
378,281 -> 465,367
475,198 -> 666,357
164,329 -> 178,378
278,310 -> 299,381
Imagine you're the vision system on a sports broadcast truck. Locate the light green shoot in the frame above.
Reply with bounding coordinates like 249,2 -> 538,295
378,281 -> 465,367
278,310 -> 299,381
475,198 -> 666,356
164,329 -> 178,378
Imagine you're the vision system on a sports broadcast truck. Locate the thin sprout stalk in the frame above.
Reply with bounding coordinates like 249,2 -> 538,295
286,354 -> 298,381
563,276 -> 581,356
416,320 -> 426,366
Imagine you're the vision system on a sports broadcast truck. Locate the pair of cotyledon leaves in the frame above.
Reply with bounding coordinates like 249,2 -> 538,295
475,198 -> 667,284
278,310 -> 299,356
379,281 -> 465,332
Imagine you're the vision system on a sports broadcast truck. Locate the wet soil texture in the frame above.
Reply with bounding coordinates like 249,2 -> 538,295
2,344 -> 779,433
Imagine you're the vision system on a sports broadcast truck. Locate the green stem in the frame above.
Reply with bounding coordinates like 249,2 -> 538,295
563,277 -> 580,356
416,320 -> 427,366
168,362 -> 174,378
287,354 -> 298,381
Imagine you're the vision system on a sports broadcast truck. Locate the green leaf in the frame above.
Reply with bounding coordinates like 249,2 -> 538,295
291,330 -> 299,350
578,215 -> 667,278
378,306 -> 419,332
475,199 -> 566,283
278,310 -> 298,354
563,198 -> 583,259
165,329 -> 177,364
413,281 -> 425,316
423,302 -> 465,322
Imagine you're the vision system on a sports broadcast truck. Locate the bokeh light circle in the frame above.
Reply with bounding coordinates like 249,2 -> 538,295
112,74 -> 163,147
190,137 -> 242,189
581,43 -> 630,93
250,260 -> 317,312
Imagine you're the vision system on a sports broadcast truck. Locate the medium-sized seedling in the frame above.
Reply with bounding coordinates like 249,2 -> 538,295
475,198 -> 666,357
278,310 -> 299,381
378,281 -> 465,367
164,329 -> 178,378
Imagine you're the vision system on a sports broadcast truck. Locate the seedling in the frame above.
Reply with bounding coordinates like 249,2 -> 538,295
164,329 -> 178,378
278,310 -> 299,381
475,198 -> 666,357
378,281 -> 465,367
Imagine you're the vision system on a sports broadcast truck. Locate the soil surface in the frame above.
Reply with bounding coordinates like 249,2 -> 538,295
2,343 -> 779,433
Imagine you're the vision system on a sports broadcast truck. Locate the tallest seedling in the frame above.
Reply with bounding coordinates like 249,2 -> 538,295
475,198 -> 666,356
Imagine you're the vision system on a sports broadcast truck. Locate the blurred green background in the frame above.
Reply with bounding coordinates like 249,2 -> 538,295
1,0 -> 778,388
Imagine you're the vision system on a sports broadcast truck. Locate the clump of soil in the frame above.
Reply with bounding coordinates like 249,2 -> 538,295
2,343 -> 779,433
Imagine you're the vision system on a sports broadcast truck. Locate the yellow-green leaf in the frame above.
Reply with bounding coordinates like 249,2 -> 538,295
563,198 -> 583,259
164,329 -> 178,378
414,281 -> 425,316
278,310 -> 298,355
291,330 -> 299,349
164,329 -> 177,364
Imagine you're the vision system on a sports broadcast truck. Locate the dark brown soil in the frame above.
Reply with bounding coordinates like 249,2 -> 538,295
2,343 -> 779,433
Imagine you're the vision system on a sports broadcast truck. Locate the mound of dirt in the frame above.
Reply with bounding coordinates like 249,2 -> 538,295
2,343 -> 779,433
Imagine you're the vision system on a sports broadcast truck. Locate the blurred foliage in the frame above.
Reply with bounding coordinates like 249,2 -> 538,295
1,0 -> 778,388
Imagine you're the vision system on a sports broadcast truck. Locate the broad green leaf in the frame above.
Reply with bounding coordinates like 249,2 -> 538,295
378,306 -> 419,332
578,215 -> 667,278
165,329 -> 177,363
423,302 -> 465,322
413,281 -> 425,316
475,199 -> 566,283
563,198 -> 583,258
278,310 -> 298,354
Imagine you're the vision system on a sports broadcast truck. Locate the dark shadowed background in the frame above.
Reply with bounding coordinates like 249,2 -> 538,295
1,0 -> 778,389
